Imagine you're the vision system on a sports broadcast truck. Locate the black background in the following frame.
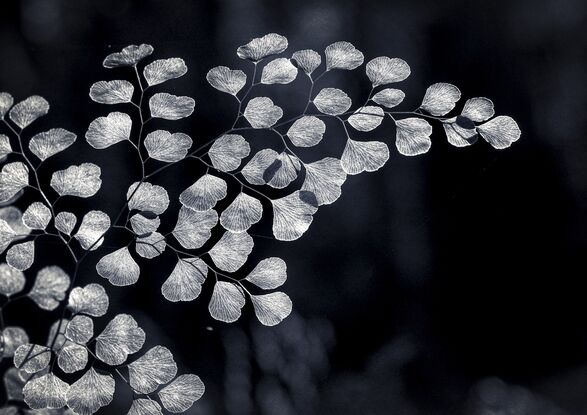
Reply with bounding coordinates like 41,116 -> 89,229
1,0 -> 586,413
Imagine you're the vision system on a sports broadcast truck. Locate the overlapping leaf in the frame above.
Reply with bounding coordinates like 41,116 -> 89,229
67,283 -> 109,316
29,266 -> 70,311
208,231 -> 254,272
162,257 -> 208,302
95,314 -> 145,365
127,182 -> 169,215
54,212 -> 77,235
347,106 -> 384,132
394,117 -> 433,156
219,193 -> 263,233
208,134 -> 250,172
13,344 -> 51,373
103,44 -> 153,68
22,373 -> 68,410
477,116 -> 521,149
66,368 -> 114,415
179,174 -> 226,211
135,232 -> 166,259
128,346 -> 177,394
74,210 -> 110,250
301,157 -> 347,205
158,374 -> 205,413
172,207 -> 217,249
50,163 -> 102,198
271,191 -> 318,241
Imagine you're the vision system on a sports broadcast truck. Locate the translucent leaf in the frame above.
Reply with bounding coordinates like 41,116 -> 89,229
29,266 -> 69,310
0,219 -> 17,254
245,257 -> 287,289
341,139 -> 390,175
271,191 -> 318,241
291,49 -> 321,75
243,97 -> 283,128
57,343 -> 88,373
172,207 -> 217,249
0,162 -> 29,203
208,134 -> 250,172
6,240 -> 34,271
206,66 -> 247,96
85,112 -> 132,149
0,206 -> 29,240
325,41 -> 363,71
127,181 -> 170,215
144,130 -> 192,162
347,106 -> 385,132
95,314 -> 145,365
102,44 -> 154,68
179,174 -> 227,212
301,157 -> 347,205
89,80 -> 134,104
23,202 -> 51,230
372,88 -> 405,108
477,116 -> 521,149
237,33 -> 288,61
208,281 -> 246,323
241,148 -> 279,185
442,116 -> 477,147
261,58 -> 298,84
9,96 -> 49,129
0,263 -> 25,296
74,210 -> 110,250
4,367 -> 25,401
266,152 -> 301,189
46,319 -> 69,351
68,283 -> 109,317
219,193 -> 263,233
144,58 -> 188,86
128,399 -> 163,415
0,92 -> 14,119
286,116 -> 325,147
158,374 -> 205,413
313,88 -> 352,116
128,346 -> 177,394
1,326 -> 29,357
130,213 -> 160,236
162,257 -> 207,302
65,315 -> 93,344
54,212 -> 77,235
420,83 -> 461,116
66,368 -> 114,415
149,93 -> 195,120
366,57 -> 410,86
22,373 -> 68,410
395,117 -> 433,156
0,134 -> 11,159
135,232 -> 166,259
50,163 -> 102,198
209,231 -> 254,272
251,292 -> 292,326
461,97 -> 495,122
96,247 -> 140,286
13,344 -> 51,373
29,128 -> 76,161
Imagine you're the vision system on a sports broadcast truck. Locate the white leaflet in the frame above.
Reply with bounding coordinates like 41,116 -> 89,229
244,257 -> 287,289
179,174 -> 227,212
420,82 -> 461,116
74,210 -> 110,250
161,257 -> 208,302
103,44 -> 153,68
0,162 -> 28,203
144,130 -> 192,162
65,315 -> 93,344
372,88 -> 405,108
347,106 -> 385,132
325,41 -> 364,71
135,232 -> 166,259
85,112 -> 132,149
89,80 -> 134,104
291,49 -> 321,75
461,97 -> 495,122
127,399 -> 163,415
261,58 -> 298,84
54,212 -> 77,235
58,343 -> 88,374
50,163 -> 102,198
172,207 -> 218,249
0,263 -> 25,296
341,139 -> 390,175
286,116 -> 326,147
219,193 -> 263,233
158,374 -> 205,413
128,346 -> 177,394
208,281 -> 246,323
22,202 -> 51,230
67,283 -> 109,317
208,134 -> 250,172
149,93 -> 195,120
0,326 -> 29,357
0,92 -> 14,119
271,191 -> 318,241
477,116 -> 521,149
9,96 -> 49,129
29,128 -> 76,161
251,292 -> 293,326
96,247 -> 140,287
365,56 -> 410,87
66,368 -> 115,415
95,314 -> 145,366
13,344 -> 51,373
237,33 -> 288,61
394,117 -> 433,156
301,157 -> 347,205
127,181 -> 170,215
208,231 -> 254,272
29,266 -> 70,311
313,88 -> 352,116
0,134 -> 11,159
143,58 -> 188,86
206,66 -> 247,95
243,97 -> 283,128
6,241 -> 34,271
22,373 -> 68,410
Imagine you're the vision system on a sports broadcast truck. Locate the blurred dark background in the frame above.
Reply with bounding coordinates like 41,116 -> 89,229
1,0 -> 586,413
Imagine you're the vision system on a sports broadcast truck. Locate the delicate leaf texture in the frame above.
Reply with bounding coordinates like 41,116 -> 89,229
220,193 -> 263,233
302,157 -> 347,205
128,346 -> 177,394
179,174 -> 227,211
443,116 -> 477,147
86,112 -> 132,149
0,220 -> 17,255
208,134 -> 250,172
58,343 -> 88,373
128,399 -> 163,415
135,232 -> 166,259
144,58 -> 188,86
0,92 -> 14,119
13,344 -> 51,373
103,44 -> 154,68
54,212 -> 77,235
68,283 -> 109,317
477,116 -> 521,149
209,231 -> 254,272
9,96 -> 49,129
243,97 -> 283,128
130,213 -> 160,236
420,83 -> 461,116
261,58 -> 298,84
291,49 -> 321,75
208,281 -> 246,323
47,318 -> 69,351
95,314 -> 145,365
0,326 -> 29,357
6,241 -> 34,271
65,315 -> 93,344
144,130 -> 192,162
149,93 -> 195,120
325,41 -> 364,71
29,266 -> 70,311
74,210 -> 110,250
0,162 -> 29,203
313,88 -> 352,116
50,163 -> 102,198
22,202 -> 51,230
162,257 -> 207,302
341,139 -> 390,175
172,207 -> 217,249
372,88 -> 405,108
127,182 -> 169,215
245,257 -> 287,289
0,263 -> 25,296
96,247 -> 140,287
347,106 -> 384,132
271,191 -> 318,241
22,373 -> 68,410
29,128 -> 76,161
4,367 -> 25,401
269,152 -> 301,189
286,116 -> 326,147
395,117 -> 433,156
251,292 -> 293,326
0,134 -> 11,159
237,33 -> 288,61
241,149 -> 279,185
0,207 -> 29,239
366,57 -> 410,86
66,368 -> 115,415
89,80 -> 134,104
158,374 -> 205,413
206,66 -> 246,96
461,97 -> 495,122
